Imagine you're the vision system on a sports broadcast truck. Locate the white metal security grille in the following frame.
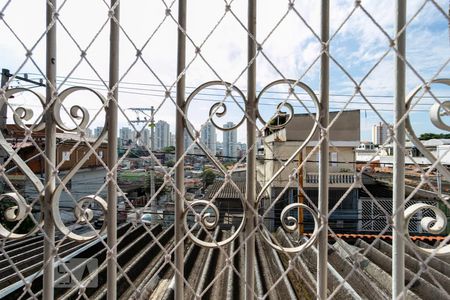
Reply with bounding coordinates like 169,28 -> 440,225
0,1 -> 449,299
359,198 -> 439,233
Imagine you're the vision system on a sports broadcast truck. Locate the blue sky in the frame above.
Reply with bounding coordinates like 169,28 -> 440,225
0,0 -> 448,143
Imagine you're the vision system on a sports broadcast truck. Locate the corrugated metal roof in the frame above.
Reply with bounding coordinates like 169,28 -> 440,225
204,180 -> 263,199
1,224 -> 448,299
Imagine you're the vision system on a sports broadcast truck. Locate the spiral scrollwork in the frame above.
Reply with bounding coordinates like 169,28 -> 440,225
53,195 -> 108,241
183,199 -> 245,248
0,86 -> 109,241
51,87 -> 109,241
430,100 -> 450,131
53,86 -> 99,132
183,82 -> 248,248
184,81 -> 246,139
256,80 -> 320,252
0,193 -> 40,239
182,79 -> 321,252
0,89 -> 45,239
6,88 -> 46,132
404,79 -> 450,257
259,203 -> 320,253
404,203 -> 449,256
405,78 -> 450,180
257,79 -> 318,130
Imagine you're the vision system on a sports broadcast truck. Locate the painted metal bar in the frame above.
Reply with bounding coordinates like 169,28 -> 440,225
107,1 -> 120,299
150,106 -> 157,225
0,69 -> 9,184
393,1 -> 406,299
317,0 -> 329,299
246,0 -> 257,299
175,0 -> 187,298
43,1 -> 57,299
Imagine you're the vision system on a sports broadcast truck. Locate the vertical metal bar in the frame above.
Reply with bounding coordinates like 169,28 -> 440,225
107,1 -> 119,299
0,69 -> 8,132
43,1 -> 57,299
298,151 -> 304,235
175,0 -> 186,299
317,0 -> 329,299
0,69 -> 9,174
150,106 -> 156,225
246,0 -> 257,299
393,1 -> 406,299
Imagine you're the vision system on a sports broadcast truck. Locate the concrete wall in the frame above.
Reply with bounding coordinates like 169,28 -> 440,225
284,110 -> 360,142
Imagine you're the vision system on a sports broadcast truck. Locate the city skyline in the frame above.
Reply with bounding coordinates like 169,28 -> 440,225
372,122 -> 391,145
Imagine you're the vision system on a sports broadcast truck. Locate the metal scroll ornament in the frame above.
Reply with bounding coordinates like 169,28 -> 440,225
51,87 -> 108,241
405,79 -> 450,179
183,79 -> 321,252
0,88 -> 45,239
257,79 -> 321,253
0,87 -> 108,241
404,203 -> 449,256
184,81 -> 247,248
405,78 -> 450,256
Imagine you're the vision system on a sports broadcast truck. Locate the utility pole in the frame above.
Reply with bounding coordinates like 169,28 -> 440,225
0,69 -> 46,191
129,107 -> 156,224
1,69 -> 45,133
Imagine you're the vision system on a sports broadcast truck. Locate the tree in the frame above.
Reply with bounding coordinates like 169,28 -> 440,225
201,168 -> 216,189
419,133 -> 450,140
162,146 -> 175,153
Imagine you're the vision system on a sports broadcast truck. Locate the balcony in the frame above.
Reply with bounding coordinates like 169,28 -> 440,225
304,172 -> 360,188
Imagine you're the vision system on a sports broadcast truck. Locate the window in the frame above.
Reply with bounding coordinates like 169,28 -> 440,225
62,151 -> 70,161
330,152 -> 337,167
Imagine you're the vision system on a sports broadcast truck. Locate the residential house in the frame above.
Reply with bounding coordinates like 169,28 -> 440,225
257,110 -> 361,232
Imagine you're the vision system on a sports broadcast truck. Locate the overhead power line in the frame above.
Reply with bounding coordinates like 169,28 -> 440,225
22,72 -> 450,100
14,80 -> 442,113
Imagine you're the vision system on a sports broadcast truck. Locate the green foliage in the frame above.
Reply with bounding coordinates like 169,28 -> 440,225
418,133 -> 450,140
162,146 -> 175,153
201,168 -> 216,189
165,160 -> 175,167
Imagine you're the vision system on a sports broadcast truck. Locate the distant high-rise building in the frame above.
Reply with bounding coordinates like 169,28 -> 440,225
169,132 -> 175,147
223,122 -> 237,159
85,127 -> 93,138
142,128 -> 150,147
372,122 -> 390,145
155,120 -> 170,150
119,127 -> 133,145
184,129 -> 193,153
94,126 -> 104,138
200,121 -> 217,155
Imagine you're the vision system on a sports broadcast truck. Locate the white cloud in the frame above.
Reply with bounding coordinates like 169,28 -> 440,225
0,0 -> 448,142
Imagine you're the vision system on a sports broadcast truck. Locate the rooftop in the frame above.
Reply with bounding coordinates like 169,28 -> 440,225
1,224 -> 448,299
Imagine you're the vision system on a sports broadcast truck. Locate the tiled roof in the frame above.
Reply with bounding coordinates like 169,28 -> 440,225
304,232 -> 447,242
